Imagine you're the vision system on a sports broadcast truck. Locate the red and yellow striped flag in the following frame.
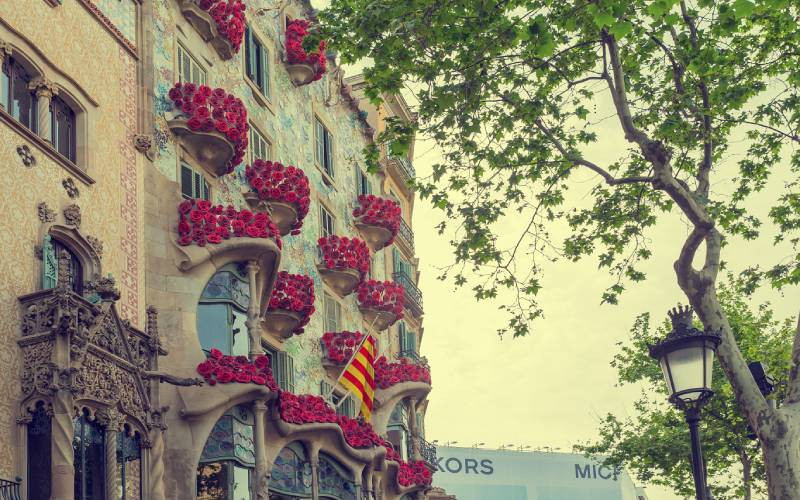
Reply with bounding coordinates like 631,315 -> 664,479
338,334 -> 376,421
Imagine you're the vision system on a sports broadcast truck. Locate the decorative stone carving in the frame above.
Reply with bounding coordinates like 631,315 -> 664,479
89,310 -> 127,358
37,202 -> 56,222
97,406 -> 126,432
20,341 -> 55,397
133,134 -> 156,161
62,177 -> 80,198
62,204 -> 81,228
86,276 -> 121,302
0,41 -> 12,59
28,76 -> 59,99
142,371 -> 204,387
17,144 -> 36,167
86,235 -> 103,259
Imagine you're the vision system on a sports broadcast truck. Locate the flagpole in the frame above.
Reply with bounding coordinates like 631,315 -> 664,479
325,314 -> 380,407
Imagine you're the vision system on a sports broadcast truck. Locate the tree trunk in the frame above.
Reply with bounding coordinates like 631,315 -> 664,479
759,415 -> 800,500
740,449 -> 752,500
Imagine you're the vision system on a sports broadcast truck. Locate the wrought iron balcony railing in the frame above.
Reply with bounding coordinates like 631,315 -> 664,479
387,154 -> 416,182
399,349 -> 422,364
392,270 -> 423,317
0,477 -> 21,500
415,436 -> 437,468
396,217 -> 414,254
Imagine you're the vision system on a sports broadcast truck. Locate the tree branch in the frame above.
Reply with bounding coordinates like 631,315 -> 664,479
602,32 -> 649,145
785,310 -> 800,405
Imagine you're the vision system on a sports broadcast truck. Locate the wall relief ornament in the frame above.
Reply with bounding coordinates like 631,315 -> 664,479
62,177 -> 80,198
133,134 -> 156,161
62,204 -> 81,228
37,202 -> 56,222
85,235 -> 103,259
17,144 -> 36,167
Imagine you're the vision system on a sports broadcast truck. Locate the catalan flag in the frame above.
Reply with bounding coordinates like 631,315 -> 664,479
338,334 -> 376,421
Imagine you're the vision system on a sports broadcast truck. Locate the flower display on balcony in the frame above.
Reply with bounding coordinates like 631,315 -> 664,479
196,0 -> 246,51
374,356 -> 431,390
356,280 -> 404,327
285,19 -> 327,85
245,159 -> 310,235
397,460 -> 433,487
196,348 -> 279,389
337,415 -> 387,449
265,272 -> 315,336
353,194 -> 402,251
321,330 -> 364,364
318,236 -> 371,277
383,442 -> 402,462
177,199 -> 281,249
167,82 -> 249,174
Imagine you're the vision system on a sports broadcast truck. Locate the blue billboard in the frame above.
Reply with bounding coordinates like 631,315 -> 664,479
433,447 -> 645,500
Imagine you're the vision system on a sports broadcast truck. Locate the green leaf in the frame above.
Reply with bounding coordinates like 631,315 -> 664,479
593,10 -> 616,28
609,21 -> 633,39
733,0 -> 755,17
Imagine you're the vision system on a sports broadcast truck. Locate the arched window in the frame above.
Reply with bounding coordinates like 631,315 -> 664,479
42,235 -> 83,294
117,425 -> 142,500
318,454 -> 356,500
1,56 -> 37,131
73,409 -> 105,500
268,442 -> 312,499
197,405 -> 255,500
197,264 -> 250,357
27,401 -> 52,499
50,95 -> 76,162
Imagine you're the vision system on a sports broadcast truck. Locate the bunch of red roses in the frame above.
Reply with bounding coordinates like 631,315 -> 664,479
285,19 -> 327,81
318,235 -> 371,278
167,82 -> 249,173
374,356 -> 432,390
321,331 -> 364,364
356,280 -> 405,321
382,441 -> 403,462
196,0 -> 246,51
267,272 -> 315,334
278,392 -> 339,424
196,348 -> 279,389
353,194 -> 402,242
177,198 -> 282,248
337,415 -> 386,449
245,160 -> 310,235
397,460 -> 433,487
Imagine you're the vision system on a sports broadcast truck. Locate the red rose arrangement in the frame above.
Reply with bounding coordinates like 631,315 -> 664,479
245,160 -> 311,235
196,0 -> 246,51
285,19 -> 327,81
397,460 -> 433,487
356,280 -> 404,322
167,82 -> 249,173
267,272 -> 315,334
374,356 -> 432,390
318,235 -> 371,278
321,331 -> 364,364
177,198 -> 282,249
353,194 -> 401,243
382,441 -> 403,462
196,348 -> 279,390
337,415 -> 387,449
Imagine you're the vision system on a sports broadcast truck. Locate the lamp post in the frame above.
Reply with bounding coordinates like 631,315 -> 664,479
648,305 -> 721,500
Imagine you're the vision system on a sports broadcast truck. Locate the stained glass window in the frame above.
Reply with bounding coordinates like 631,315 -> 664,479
198,265 -> 251,356
116,428 -> 142,499
73,411 -> 105,500
318,454 -> 356,500
268,443 -> 312,497
198,406 -> 256,500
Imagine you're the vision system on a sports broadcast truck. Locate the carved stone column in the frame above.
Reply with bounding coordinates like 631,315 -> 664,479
253,401 -> 269,500
147,406 -> 168,500
407,398 -> 421,460
16,413 -> 31,500
101,409 -> 125,500
0,41 -> 12,84
245,260 -> 261,358
50,388 -> 74,500
310,447 -> 320,500
28,76 -> 58,142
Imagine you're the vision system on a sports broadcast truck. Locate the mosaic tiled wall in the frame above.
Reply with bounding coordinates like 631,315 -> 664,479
92,0 -> 138,45
150,0 -> 387,396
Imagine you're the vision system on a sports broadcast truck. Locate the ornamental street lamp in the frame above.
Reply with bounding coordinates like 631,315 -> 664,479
648,305 -> 722,500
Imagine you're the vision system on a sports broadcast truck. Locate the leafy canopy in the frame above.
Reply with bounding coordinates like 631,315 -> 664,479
576,277 -> 794,499
320,0 -> 800,336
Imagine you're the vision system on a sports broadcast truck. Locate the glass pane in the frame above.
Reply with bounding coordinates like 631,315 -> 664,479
181,49 -> 190,83
193,65 -> 201,87
315,120 -> 324,164
73,416 -> 105,500
197,303 -> 231,354
180,164 -> 194,199
194,171 -> 201,199
665,346 -> 706,397
231,309 -> 249,357
12,63 -> 35,130
261,47 -> 270,97
202,179 -> 210,201
197,462 -> 229,500
117,432 -> 142,500
28,404 -> 52,499
269,446 -> 312,496
232,465 -> 250,500
1,60 -> 8,109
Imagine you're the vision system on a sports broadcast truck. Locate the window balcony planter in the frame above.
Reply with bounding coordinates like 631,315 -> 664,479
353,194 -> 401,252
244,160 -> 310,236
396,460 -> 434,491
177,198 -> 282,249
196,349 -> 279,388
285,19 -> 327,86
317,236 -> 370,297
167,83 -> 248,176
376,356 -> 431,390
320,330 -> 364,367
177,0 -> 245,60
356,280 -> 404,331
263,272 -> 314,340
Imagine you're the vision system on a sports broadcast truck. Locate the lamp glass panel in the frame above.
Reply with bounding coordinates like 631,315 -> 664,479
705,348 -> 715,388
664,345 -> 706,395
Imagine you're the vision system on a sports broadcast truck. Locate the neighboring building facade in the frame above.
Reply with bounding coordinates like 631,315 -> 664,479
0,1 -> 438,499
434,446 -> 648,500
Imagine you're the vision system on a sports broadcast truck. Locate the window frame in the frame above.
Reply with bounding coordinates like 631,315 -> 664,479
319,203 -> 335,239
314,115 -> 335,183
322,292 -> 341,333
356,168 -> 372,196
248,123 -> 272,166
180,162 -> 211,201
244,25 -> 272,104
50,95 -> 77,162
2,55 -> 38,132
197,265 -> 251,357
177,43 -> 207,86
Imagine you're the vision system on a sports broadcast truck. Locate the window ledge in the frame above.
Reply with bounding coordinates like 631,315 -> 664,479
245,77 -> 274,115
315,163 -> 337,190
0,108 -> 95,185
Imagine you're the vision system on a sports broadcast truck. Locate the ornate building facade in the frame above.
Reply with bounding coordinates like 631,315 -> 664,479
0,1 -> 440,499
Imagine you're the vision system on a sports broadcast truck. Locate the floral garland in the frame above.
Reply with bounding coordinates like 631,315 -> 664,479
318,235 -> 371,279
167,82 -> 249,173
196,348 -> 279,390
353,194 -> 402,244
356,280 -> 404,321
398,460 -> 433,487
196,0 -> 246,52
177,198 -> 282,249
374,356 -> 431,390
245,160 -> 310,235
321,331 -> 364,364
285,19 -> 327,81
267,272 -> 315,334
